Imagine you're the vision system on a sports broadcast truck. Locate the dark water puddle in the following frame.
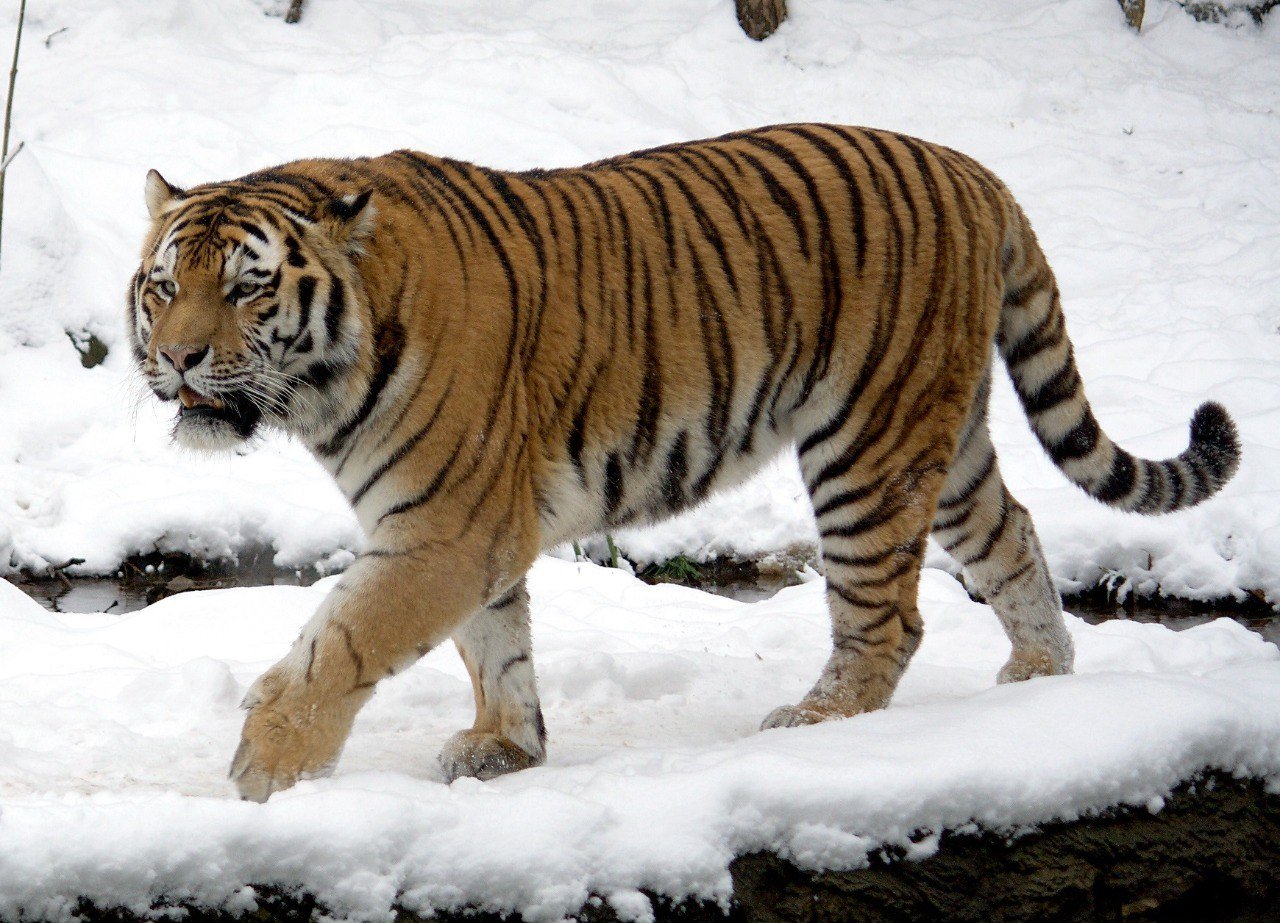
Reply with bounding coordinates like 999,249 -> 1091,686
7,549 -> 324,617
6,555 -> 1277,646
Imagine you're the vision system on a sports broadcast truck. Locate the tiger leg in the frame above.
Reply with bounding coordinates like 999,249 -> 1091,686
231,541 -> 518,802
762,454 -> 948,729
931,385 -> 1075,683
439,578 -> 547,782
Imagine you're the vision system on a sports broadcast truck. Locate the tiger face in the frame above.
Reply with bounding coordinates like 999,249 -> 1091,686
127,169 -> 373,451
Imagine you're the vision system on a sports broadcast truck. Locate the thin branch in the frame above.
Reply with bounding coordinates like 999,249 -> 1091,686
2,0 -> 25,174
1,139 -> 23,172
0,0 -> 27,272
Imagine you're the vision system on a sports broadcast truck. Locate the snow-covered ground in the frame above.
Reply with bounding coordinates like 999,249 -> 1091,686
1,5 -> 1278,917
0,558 -> 1276,920
0,0 -> 1277,602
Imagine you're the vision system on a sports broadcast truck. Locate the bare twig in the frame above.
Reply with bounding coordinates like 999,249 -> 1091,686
285,0 -> 306,24
2,139 -> 23,171
0,0 -> 27,272
44,26 -> 67,48
48,556 -> 86,588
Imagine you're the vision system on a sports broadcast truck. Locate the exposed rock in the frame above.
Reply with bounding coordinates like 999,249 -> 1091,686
64,329 -> 108,369
1174,0 -> 1279,25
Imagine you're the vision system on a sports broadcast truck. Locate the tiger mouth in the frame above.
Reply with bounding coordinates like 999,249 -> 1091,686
175,385 -> 262,439
178,385 -> 224,410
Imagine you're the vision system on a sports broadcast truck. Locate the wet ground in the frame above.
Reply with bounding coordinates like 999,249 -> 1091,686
7,552 -> 1277,646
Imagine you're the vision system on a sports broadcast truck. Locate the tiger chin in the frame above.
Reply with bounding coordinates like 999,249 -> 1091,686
127,125 -> 1240,802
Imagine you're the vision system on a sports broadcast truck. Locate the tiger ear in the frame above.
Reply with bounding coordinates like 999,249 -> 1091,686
324,190 -> 377,253
145,169 -> 184,220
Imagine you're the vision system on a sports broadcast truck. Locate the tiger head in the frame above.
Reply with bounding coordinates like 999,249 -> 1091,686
127,168 -> 375,451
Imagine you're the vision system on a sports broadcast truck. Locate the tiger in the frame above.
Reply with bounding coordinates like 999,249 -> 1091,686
128,124 -> 1240,802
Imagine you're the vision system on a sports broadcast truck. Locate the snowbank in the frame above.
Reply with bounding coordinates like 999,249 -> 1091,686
1,0 -> 1277,603
0,559 -> 1277,920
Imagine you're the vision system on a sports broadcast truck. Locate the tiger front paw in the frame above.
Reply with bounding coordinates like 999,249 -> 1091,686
438,729 -> 544,783
230,664 -> 365,802
759,704 -> 825,730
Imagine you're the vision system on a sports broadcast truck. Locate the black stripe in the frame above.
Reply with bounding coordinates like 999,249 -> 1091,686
733,149 -> 810,259
1047,415 -> 1100,464
848,605 -> 902,638
297,358 -> 345,390
785,125 -> 868,274
822,547 -> 899,569
820,491 -> 902,540
317,319 -> 405,456
830,583 -> 894,611
295,275 -> 316,334
661,431 -> 689,511
566,365 -> 604,487
604,453 -> 624,517
1003,268 -> 1051,309
959,498 -> 1013,567
812,481 -> 879,520
937,451 -> 996,511
285,235 -> 307,267
377,432 -> 469,523
983,559 -> 1034,600
1094,451 -> 1137,504
1022,361 -> 1081,417
1006,317 -> 1065,370
324,278 -> 345,346
931,500 -> 977,535
349,380 -> 455,507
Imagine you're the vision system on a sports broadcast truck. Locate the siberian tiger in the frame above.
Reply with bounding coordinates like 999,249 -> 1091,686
128,125 -> 1240,801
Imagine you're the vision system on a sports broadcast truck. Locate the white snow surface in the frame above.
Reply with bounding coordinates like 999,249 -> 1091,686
1,558 -> 1278,920
1,0 -> 1278,603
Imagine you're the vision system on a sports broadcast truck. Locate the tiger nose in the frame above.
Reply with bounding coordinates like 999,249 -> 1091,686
159,344 -> 210,372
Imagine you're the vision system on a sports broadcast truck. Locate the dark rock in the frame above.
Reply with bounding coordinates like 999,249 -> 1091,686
65,329 -> 108,369
1174,0 -> 1279,25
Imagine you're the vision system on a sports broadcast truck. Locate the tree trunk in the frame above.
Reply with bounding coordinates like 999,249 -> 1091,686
1119,0 -> 1146,29
735,0 -> 787,41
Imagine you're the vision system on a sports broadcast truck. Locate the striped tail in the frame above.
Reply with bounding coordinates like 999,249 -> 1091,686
996,216 -> 1240,515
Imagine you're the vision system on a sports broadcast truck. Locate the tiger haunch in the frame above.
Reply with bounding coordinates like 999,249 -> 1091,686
127,124 -> 1240,800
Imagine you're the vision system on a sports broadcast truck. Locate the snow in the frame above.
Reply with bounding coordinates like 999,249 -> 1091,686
0,0 -> 1277,602
0,558 -> 1277,919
